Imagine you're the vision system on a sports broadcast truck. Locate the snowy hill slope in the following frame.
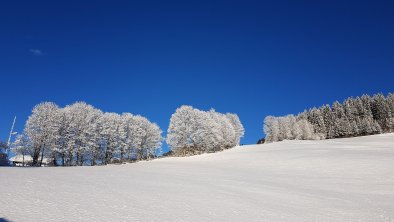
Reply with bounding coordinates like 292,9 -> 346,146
1,134 -> 394,222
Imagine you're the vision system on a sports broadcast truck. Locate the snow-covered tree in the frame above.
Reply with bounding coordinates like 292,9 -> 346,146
167,106 -> 199,155
167,106 -> 243,156
99,112 -> 123,164
371,93 -> 392,132
297,119 -> 315,140
307,107 -> 327,139
320,104 -> 335,139
11,133 -> 33,166
277,116 -> 293,141
192,110 -> 221,153
143,121 -> 163,159
344,98 -> 362,136
262,92 -> 394,143
387,93 -> 394,131
131,115 -> 163,160
209,109 -> 236,150
18,101 -> 164,166
61,102 -> 103,166
263,114 -> 319,143
225,113 -> 245,145
24,102 -> 61,166
387,93 -> 394,115
263,116 -> 279,143
332,101 -> 352,138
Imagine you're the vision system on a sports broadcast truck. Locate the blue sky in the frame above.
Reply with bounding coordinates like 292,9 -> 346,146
1,0 -> 394,152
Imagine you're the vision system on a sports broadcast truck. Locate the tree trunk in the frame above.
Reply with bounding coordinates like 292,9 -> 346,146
39,147 -> 45,167
68,152 -> 73,166
52,153 -> 58,166
61,153 -> 65,166
76,152 -> 80,166
79,154 -> 84,166
92,151 -> 96,166
32,148 -> 40,166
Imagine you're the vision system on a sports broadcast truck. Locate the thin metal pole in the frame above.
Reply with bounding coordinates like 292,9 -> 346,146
7,116 -> 16,147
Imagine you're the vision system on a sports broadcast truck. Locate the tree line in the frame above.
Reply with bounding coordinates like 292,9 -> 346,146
264,93 -> 394,143
11,103 -> 245,166
12,102 -> 163,166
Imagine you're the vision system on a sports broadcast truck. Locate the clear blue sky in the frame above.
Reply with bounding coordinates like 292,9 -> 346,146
1,0 -> 394,152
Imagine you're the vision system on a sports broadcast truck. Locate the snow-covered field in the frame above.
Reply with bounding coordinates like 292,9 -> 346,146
1,134 -> 394,222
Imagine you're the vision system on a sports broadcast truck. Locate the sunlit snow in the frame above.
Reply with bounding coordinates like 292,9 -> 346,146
1,133 -> 394,221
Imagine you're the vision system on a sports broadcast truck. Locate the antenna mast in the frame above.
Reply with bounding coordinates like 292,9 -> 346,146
7,116 -> 16,147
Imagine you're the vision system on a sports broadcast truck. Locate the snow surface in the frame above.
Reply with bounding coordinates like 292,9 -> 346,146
1,134 -> 394,222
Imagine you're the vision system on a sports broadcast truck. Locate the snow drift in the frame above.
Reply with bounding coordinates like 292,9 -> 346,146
1,134 -> 394,221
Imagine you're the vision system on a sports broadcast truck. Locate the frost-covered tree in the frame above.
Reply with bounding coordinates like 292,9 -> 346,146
263,114 -> 319,143
307,108 -> 326,139
62,102 -> 103,166
11,133 -> 33,166
167,106 -> 199,155
209,109 -> 236,150
144,121 -> 163,159
262,92 -> 393,143
297,119 -> 315,140
331,101 -> 352,138
131,115 -> 163,160
352,97 -> 374,136
193,110 -> 221,153
100,112 -> 123,164
387,93 -> 394,115
387,93 -> 394,131
120,113 -> 134,161
277,116 -> 293,141
19,101 -> 163,166
167,105 -> 243,156
121,113 -> 144,161
320,104 -> 335,139
342,98 -> 359,136
263,116 -> 279,143
24,102 -> 61,166
371,93 -> 392,132
225,113 -> 245,145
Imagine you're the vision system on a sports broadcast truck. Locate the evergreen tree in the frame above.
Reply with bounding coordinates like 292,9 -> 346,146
307,107 -> 327,139
332,101 -> 352,138
320,104 -> 335,139
262,92 -> 393,143
371,93 -> 392,132
343,97 -> 359,136
387,93 -> 394,131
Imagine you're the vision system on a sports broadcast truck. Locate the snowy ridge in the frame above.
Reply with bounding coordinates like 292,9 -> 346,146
1,133 -> 394,221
